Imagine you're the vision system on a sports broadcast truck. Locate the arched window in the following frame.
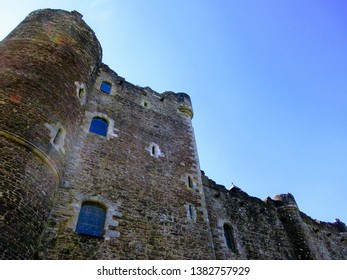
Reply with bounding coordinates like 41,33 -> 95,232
89,117 -> 108,136
148,143 -> 162,158
76,202 -> 106,237
100,81 -> 112,94
151,145 -> 156,156
223,224 -> 236,251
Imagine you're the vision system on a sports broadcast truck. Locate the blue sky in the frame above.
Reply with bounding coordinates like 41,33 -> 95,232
1,0 -> 346,223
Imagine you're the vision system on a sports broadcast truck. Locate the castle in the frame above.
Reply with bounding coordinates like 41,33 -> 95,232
0,9 -> 346,260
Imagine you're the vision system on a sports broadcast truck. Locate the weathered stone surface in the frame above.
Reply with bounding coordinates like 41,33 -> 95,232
0,8 -> 101,259
203,172 -> 347,259
0,9 -> 346,260
38,64 -> 212,259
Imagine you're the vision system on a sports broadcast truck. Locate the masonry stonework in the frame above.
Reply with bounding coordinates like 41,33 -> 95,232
0,9 -> 346,260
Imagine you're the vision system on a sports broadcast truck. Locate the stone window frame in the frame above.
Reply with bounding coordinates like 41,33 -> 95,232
223,223 -> 237,251
84,111 -> 118,140
100,81 -> 112,94
75,201 -> 107,238
89,116 -> 109,137
146,142 -> 164,158
75,81 -> 87,105
71,195 -> 122,241
188,175 -> 195,189
185,203 -> 197,223
53,128 -> 64,146
45,122 -> 66,154
180,174 -> 203,194
218,218 -> 239,254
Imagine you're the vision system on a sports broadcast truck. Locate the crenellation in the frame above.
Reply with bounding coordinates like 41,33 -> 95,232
0,8 -> 346,260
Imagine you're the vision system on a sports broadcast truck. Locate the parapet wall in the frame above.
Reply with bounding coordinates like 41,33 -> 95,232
202,171 -> 347,259
1,9 -> 346,260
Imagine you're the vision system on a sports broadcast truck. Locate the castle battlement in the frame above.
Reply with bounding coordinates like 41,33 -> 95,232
0,9 -> 346,260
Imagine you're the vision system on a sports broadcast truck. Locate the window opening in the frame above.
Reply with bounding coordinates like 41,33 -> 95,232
53,128 -> 63,145
186,204 -> 196,223
223,224 -> 236,251
89,117 -> 108,136
76,202 -> 106,237
100,81 -> 112,94
188,176 -> 193,188
78,87 -> 85,99
188,205 -> 193,217
148,143 -> 162,158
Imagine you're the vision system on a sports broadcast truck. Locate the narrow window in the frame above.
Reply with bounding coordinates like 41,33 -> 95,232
223,224 -> 236,251
53,128 -> 63,145
100,81 -> 112,94
151,145 -> 156,156
75,82 -> 86,104
188,205 -> 194,217
148,143 -> 162,158
76,202 -> 106,237
188,176 -> 194,188
78,87 -> 85,99
89,117 -> 108,136
186,204 -> 196,223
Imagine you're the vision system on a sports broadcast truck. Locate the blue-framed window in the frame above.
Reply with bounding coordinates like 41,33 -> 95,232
89,117 -> 108,136
100,81 -> 112,94
76,202 -> 106,237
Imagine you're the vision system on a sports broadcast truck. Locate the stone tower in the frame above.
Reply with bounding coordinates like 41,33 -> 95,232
0,9 -> 101,259
1,9 -> 347,260
0,9 -> 214,259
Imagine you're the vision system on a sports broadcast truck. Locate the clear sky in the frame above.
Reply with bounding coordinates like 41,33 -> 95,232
1,0 -> 346,224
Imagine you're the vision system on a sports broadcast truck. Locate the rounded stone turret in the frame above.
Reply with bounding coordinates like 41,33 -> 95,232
177,92 -> 194,118
273,193 -> 317,259
0,9 -> 102,259
273,193 -> 298,209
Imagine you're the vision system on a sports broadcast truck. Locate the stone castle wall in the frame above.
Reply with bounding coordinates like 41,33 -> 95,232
0,9 -> 101,259
202,172 -> 347,259
38,64 -> 214,259
0,9 -> 346,260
